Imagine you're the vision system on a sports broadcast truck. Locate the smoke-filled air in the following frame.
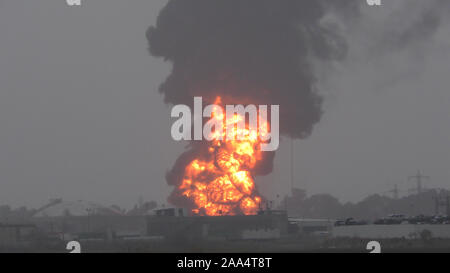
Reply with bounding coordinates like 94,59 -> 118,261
147,0 -> 356,215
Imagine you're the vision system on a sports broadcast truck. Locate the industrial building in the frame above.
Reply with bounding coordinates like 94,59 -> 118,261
0,223 -> 36,248
147,208 -> 290,241
32,199 -> 146,240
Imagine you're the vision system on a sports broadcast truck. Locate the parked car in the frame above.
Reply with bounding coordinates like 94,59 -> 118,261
334,218 -> 367,226
429,215 -> 450,224
374,214 -> 407,225
407,215 -> 434,225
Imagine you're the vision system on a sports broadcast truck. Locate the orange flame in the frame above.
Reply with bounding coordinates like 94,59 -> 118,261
179,97 -> 268,216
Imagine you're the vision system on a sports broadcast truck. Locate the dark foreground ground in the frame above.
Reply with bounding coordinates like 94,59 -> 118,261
2,236 -> 450,253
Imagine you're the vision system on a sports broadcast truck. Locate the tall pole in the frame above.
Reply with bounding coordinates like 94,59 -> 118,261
393,184 -> 399,199
447,195 -> 450,217
290,138 -> 294,195
434,195 -> 440,215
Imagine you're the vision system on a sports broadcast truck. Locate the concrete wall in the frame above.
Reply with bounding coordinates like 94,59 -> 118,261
241,228 -> 281,240
333,224 -> 450,239
290,218 -> 334,234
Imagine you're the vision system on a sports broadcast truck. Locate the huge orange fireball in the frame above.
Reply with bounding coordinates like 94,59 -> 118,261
179,97 -> 269,216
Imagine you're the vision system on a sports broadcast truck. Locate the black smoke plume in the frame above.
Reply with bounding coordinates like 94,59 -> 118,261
147,0 -> 357,138
147,0 -> 357,208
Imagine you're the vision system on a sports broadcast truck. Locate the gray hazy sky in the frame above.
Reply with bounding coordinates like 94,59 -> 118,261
0,0 -> 449,209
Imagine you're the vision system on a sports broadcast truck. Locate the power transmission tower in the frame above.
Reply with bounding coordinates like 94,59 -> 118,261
408,170 -> 430,195
381,184 -> 399,199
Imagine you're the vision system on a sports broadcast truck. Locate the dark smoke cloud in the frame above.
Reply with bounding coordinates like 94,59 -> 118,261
145,0 -> 450,208
379,0 -> 449,51
147,0 -> 359,209
147,0 -> 357,139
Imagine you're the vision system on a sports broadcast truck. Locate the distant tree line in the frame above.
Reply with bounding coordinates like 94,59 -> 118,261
278,188 -> 450,221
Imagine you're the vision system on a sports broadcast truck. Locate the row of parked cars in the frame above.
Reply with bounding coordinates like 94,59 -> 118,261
334,214 -> 450,226
374,214 -> 450,225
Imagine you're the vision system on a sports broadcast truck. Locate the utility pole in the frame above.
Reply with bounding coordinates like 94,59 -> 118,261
447,195 -> 450,216
290,138 -> 294,195
408,170 -> 430,195
434,195 -> 441,215
392,184 -> 399,199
